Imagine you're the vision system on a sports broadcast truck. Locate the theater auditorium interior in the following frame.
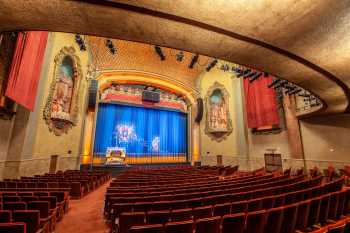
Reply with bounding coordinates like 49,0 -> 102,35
1,1 -> 350,233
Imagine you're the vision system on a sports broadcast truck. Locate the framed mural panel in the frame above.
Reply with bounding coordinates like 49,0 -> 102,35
205,82 -> 233,141
43,46 -> 82,136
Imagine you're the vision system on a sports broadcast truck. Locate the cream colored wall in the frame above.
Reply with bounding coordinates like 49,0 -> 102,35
31,32 -> 89,157
198,65 -> 243,166
247,131 -> 292,170
16,32 -> 89,176
300,114 -> 350,169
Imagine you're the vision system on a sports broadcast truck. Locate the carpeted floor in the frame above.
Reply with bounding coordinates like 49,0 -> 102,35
55,181 -> 111,233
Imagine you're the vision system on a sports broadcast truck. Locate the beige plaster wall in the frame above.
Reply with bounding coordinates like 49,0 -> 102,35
15,32 -> 90,176
198,66 -> 292,170
300,114 -> 350,169
247,130 -> 293,170
198,65 -> 242,165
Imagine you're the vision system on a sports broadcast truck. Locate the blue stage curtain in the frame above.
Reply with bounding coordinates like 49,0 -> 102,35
93,103 -> 188,158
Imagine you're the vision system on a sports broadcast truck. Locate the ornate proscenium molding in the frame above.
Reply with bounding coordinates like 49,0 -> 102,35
43,46 -> 82,136
205,82 -> 233,142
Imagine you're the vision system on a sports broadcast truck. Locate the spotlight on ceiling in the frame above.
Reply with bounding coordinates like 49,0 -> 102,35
288,89 -> 302,95
249,72 -> 262,83
105,39 -> 117,54
220,64 -> 230,72
176,51 -> 184,62
206,59 -> 218,72
75,34 -> 86,51
154,46 -> 165,60
284,86 -> 296,94
233,67 -> 244,77
244,71 -> 256,79
268,79 -> 281,88
273,80 -> 288,89
243,69 -> 251,74
189,54 -> 199,69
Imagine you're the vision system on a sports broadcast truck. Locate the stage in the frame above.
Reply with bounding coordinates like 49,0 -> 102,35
80,162 -> 191,176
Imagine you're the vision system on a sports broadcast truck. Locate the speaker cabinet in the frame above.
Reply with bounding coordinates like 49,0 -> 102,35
195,98 -> 203,123
88,80 -> 98,108
142,90 -> 160,103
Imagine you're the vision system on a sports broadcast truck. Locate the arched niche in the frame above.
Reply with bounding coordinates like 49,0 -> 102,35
43,46 -> 82,136
205,82 -> 233,141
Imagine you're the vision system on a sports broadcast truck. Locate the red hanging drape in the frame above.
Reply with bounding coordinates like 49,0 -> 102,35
5,31 -> 48,111
243,75 -> 280,128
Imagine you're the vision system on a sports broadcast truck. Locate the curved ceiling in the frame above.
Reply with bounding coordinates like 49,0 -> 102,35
1,0 -> 350,116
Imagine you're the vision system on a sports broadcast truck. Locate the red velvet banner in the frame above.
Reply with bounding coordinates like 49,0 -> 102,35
5,31 -> 48,111
243,75 -> 280,128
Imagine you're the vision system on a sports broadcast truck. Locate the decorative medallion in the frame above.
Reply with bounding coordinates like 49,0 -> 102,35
43,46 -> 82,136
205,82 -> 233,141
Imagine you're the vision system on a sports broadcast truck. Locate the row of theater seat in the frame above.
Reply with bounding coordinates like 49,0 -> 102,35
125,212 -> 350,233
0,190 -> 69,233
109,173 -> 272,190
1,170 -> 111,198
106,174 -> 300,197
106,175 -> 322,219
109,166 -> 349,233
109,173 -> 297,197
0,170 -> 111,233
113,182 -> 348,233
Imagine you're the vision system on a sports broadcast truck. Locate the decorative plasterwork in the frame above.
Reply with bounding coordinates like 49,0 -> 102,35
43,46 -> 82,136
205,82 -> 233,142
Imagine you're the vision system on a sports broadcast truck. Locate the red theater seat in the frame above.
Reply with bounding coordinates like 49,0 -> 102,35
195,216 -> 221,233
193,206 -> 213,220
231,201 -> 247,214
3,196 -> 21,202
222,213 -> 246,233
280,203 -> 298,233
165,220 -> 193,233
319,194 -> 331,225
3,202 -> 27,211
170,208 -> 192,222
0,222 -> 26,233
27,201 -> 52,230
129,224 -> 163,233
146,210 -> 170,224
13,210 -> 41,233
329,191 -> 340,221
295,200 -> 311,232
20,196 -> 39,203
246,210 -> 267,233
264,207 -> 283,233
119,212 -> 145,233
0,210 -> 11,223
213,203 -> 231,216
308,197 -> 322,229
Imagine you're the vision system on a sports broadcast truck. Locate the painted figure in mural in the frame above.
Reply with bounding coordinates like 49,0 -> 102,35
209,89 -> 227,131
51,56 -> 74,120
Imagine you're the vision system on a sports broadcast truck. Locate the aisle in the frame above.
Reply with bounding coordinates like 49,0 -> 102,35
55,181 -> 110,233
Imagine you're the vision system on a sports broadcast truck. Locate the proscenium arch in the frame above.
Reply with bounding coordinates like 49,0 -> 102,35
94,70 -> 200,162
1,0 -> 350,116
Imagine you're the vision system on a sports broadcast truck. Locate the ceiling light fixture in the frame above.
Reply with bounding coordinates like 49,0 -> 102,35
189,54 -> 199,68
154,46 -> 165,60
